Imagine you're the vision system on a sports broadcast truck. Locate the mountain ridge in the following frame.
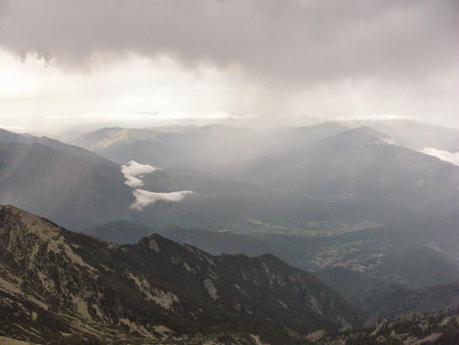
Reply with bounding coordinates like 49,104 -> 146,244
0,204 -> 360,344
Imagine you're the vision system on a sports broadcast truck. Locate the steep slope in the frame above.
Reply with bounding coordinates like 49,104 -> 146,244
362,283 -> 459,320
0,142 -> 133,229
0,205 -> 360,344
90,221 -> 459,323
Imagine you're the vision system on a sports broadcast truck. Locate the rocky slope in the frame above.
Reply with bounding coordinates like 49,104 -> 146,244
316,309 -> 459,345
0,205 -> 359,345
89,222 -> 459,322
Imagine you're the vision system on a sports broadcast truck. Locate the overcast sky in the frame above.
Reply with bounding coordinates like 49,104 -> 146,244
0,0 -> 457,135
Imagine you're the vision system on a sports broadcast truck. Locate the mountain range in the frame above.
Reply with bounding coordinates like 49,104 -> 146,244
1,119 -> 459,343
0,205 -> 359,344
71,121 -> 459,226
87,221 -> 459,321
2,121 -> 458,232
0,129 -> 133,229
1,205 -> 458,344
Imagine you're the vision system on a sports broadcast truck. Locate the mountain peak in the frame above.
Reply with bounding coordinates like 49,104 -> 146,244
322,126 -> 393,148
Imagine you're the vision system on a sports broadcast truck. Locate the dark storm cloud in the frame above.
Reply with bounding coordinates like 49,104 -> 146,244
0,0 -> 457,84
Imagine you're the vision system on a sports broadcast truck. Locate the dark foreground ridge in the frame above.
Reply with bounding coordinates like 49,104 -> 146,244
0,205 -> 359,345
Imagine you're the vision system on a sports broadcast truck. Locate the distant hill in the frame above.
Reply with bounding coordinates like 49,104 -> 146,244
0,142 -> 133,229
72,123 -> 459,226
240,126 -> 459,221
0,127 -> 364,231
70,122 -> 348,172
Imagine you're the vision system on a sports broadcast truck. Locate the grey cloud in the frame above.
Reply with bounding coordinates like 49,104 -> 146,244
0,0 -> 457,84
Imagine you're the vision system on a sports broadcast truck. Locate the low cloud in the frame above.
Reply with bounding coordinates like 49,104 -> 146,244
121,160 -> 159,188
121,160 -> 193,210
130,189 -> 193,211
420,147 -> 459,167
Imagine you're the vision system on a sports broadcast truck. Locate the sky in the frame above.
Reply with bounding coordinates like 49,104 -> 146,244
0,0 -> 458,135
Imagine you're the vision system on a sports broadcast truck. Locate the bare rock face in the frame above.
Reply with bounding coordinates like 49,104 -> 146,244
0,205 -> 359,345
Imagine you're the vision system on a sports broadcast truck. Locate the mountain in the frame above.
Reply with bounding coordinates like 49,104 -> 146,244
3,125 -> 459,320
0,128 -> 108,163
0,127 -> 364,232
163,225 -> 459,318
0,205 -> 360,344
241,126 -> 459,223
0,128 -> 136,229
0,142 -> 133,229
70,122 -> 348,173
72,123 -> 459,227
90,221 -> 459,322
346,119 -> 459,151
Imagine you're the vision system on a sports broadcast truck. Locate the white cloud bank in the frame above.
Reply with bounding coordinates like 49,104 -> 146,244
420,148 -> 459,167
130,189 -> 193,211
121,160 -> 159,188
121,160 -> 193,210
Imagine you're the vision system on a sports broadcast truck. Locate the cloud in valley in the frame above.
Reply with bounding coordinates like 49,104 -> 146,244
130,190 -> 194,211
121,160 -> 193,210
420,148 -> 459,167
121,160 -> 159,188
